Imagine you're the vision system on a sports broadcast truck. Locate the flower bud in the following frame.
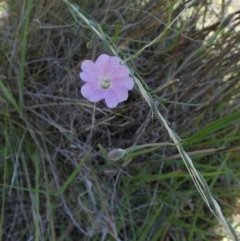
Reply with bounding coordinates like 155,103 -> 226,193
86,41 -> 92,49
107,148 -> 126,161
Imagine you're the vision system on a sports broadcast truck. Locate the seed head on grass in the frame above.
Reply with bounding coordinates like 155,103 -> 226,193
80,54 -> 134,108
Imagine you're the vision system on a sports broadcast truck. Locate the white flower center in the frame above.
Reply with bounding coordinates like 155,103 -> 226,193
100,78 -> 111,90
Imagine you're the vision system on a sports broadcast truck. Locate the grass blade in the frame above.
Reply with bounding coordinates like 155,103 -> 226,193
188,112 -> 240,143
0,79 -> 20,112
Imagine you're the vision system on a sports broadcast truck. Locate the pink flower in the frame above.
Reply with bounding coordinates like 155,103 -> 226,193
80,54 -> 134,108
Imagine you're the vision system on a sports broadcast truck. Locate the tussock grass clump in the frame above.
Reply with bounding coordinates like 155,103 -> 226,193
0,0 -> 240,240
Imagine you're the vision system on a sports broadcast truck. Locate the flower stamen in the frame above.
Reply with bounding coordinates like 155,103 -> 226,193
100,78 -> 111,89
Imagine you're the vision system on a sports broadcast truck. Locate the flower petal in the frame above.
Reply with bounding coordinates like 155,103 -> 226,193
80,72 -> 95,82
104,56 -> 121,76
109,65 -> 130,79
81,83 -> 105,102
81,83 -> 98,98
105,89 -> 119,108
95,54 -> 110,75
112,86 -> 128,102
81,60 -> 101,82
111,77 -> 134,90
88,91 -> 106,102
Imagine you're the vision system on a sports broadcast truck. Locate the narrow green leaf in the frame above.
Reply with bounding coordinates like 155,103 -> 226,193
0,79 -> 20,112
188,112 -> 240,143
130,171 -> 226,185
137,204 -> 163,241
32,151 -> 40,241
19,0 -> 32,112
110,22 -> 121,44
129,146 -> 159,157
54,151 -> 90,195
